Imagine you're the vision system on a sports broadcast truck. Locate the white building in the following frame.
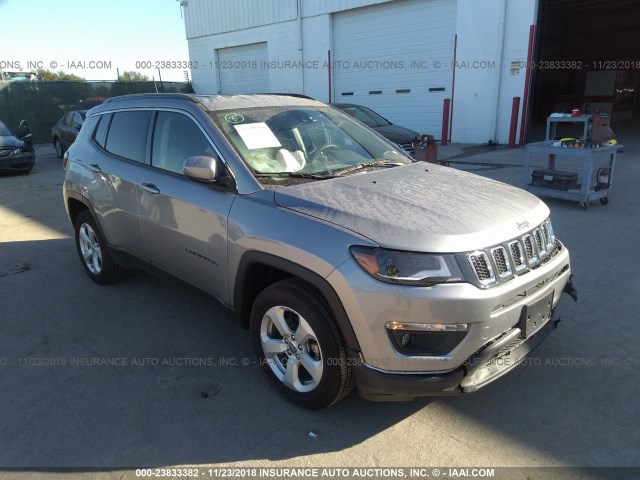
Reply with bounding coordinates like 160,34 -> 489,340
182,0 -> 640,144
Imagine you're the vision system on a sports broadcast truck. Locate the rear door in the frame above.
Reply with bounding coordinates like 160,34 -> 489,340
137,110 -> 236,303
85,110 -> 150,260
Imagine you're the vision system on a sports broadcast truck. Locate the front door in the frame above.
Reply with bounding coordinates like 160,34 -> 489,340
137,110 -> 235,304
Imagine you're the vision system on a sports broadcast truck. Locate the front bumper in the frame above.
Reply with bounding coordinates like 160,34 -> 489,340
0,151 -> 35,172
354,311 -> 560,400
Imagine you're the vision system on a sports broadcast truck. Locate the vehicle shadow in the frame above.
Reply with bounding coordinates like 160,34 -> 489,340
0,237 -> 430,468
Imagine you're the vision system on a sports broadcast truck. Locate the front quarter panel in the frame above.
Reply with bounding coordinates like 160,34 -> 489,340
227,189 -> 375,306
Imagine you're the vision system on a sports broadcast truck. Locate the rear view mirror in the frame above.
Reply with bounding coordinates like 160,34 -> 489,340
183,155 -> 218,183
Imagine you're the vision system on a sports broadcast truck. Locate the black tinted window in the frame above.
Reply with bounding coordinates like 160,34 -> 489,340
93,114 -> 111,148
105,111 -> 151,162
151,112 -> 215,174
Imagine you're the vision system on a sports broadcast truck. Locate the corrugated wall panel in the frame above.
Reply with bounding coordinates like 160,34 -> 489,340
333,0 -> 457,135
184,0 -> 297,38
302,0 -> 393,17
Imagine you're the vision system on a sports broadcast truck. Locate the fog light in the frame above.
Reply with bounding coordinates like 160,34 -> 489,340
386,321 -> 469,332
386,321 -> 469,356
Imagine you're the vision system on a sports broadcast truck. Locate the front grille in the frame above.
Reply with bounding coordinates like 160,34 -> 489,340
466,219 -> 563,288
399,142 -> 414,154
0,148 -> 12,158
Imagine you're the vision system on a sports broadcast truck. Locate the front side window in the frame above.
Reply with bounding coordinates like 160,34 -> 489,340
104,111 -> 151,163
151,112 -> 215,174
211,106 -> 409,182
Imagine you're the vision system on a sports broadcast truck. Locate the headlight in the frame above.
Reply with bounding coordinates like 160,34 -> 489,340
10,147 -> 22,155
350,246 -> 464,287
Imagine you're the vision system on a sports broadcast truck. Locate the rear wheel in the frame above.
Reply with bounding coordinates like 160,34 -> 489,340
250,279 -> 354,409
74,210 -> 128,284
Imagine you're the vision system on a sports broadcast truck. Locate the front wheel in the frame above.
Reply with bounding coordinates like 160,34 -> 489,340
250,279 -> 354,409
74,210 -> 128,284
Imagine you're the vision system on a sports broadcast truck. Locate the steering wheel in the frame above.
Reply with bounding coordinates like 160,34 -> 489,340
310,144 -> 339,162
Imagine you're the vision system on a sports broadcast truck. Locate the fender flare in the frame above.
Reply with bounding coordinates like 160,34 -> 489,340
234,251 -> 361,355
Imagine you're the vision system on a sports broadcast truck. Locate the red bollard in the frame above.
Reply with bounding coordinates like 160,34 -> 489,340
441,98 -> 450,146
508,97 -> 521,148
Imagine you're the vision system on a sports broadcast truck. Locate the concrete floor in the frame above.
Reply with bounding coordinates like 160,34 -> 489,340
0,124 -> 638,479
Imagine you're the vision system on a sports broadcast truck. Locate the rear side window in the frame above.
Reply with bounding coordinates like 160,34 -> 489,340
93,114 -> 111,148
104,111 -> 151,163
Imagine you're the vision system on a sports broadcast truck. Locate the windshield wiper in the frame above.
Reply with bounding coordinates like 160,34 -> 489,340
331,160 -> 404,177
254,171 -> 334,180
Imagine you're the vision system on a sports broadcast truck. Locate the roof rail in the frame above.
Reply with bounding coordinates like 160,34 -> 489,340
104,93 -> 200,103
258,93 -> 316,100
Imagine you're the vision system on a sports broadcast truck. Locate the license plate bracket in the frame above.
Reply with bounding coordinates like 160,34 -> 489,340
519,291 -> 554,339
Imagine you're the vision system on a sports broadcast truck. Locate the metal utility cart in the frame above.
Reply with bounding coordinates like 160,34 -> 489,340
524,141 -> 621,209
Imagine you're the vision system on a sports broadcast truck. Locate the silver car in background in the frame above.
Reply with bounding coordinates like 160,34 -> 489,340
63,93 -> 576,409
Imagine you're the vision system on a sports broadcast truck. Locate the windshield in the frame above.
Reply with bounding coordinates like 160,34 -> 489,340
211,106 -> 410,181
0,122 -> 13,137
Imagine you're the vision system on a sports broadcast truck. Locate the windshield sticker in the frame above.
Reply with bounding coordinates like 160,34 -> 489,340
234,123 -> 282,150
224,113 -> 245,124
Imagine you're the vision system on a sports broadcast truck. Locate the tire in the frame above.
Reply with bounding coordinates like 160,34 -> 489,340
74,210 -> 128,284
250,278 -> 355,409
54,138 -> 64,159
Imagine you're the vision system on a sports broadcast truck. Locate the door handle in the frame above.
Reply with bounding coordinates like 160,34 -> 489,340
86,163 -> 101,172
141,182 -> 160,194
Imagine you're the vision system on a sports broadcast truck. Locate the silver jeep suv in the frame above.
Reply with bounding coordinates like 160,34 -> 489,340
63,93 -> 576,409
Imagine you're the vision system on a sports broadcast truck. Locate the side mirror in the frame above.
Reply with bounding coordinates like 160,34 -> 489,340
183,155 -> 218,183
17,120 -> 32,139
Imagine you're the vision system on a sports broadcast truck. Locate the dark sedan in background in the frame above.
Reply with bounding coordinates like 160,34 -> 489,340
0,120 -> 35,174
52,110 -> 87,159
332,103 -> 420,153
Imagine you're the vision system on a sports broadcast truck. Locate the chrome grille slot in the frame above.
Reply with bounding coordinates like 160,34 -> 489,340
467,252 -> 495,286
491,246 -> 512,278
509,240 -> 526,272
543,221 -> 555,248
534,228 -> 546,256
522,234 -> 538,266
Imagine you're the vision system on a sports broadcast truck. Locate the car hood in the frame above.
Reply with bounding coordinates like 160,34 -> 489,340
274,163 -> 549,252
0,136 -> 22,148
372,124 -> 420,143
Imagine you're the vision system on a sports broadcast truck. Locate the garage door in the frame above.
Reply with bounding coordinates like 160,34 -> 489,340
217,42 -> 269,94
333,0 -> 456,135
